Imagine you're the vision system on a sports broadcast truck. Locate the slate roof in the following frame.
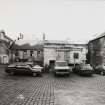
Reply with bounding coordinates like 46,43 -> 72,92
89,32 -> 105,43
11,43 -> 43,50
44,40 -> 87,46
44,40 -> 68,45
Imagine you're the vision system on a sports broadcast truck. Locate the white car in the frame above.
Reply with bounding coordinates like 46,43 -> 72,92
78,64 -> 93,76
54,61 -> 72,76
32,65 -> 43,76
95,65 -> 105,75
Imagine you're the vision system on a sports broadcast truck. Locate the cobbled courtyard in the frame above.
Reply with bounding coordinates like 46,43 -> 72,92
0,66 -> 105,105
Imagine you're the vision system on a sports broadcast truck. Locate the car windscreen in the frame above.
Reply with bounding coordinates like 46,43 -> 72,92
16,64 -> 31,68
55,62 -> 67,66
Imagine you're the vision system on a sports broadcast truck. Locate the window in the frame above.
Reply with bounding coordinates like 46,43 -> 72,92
24,50 -> 27,54
37,51 -> 41,57
74,53 -> 79,59
30,51 -> 33,56
37,51 -> 40,54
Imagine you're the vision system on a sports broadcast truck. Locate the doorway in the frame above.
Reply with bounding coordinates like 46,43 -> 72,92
49,60 -> 55,71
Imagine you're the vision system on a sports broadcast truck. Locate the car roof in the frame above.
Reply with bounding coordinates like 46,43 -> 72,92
14,62 -> 27,65
56,61 -> 67,63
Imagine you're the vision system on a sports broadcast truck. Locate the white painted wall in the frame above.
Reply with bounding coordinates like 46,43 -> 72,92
0,32 -> 4,40
69,50 -> 82,64
33,51 -> 37,58
44,48 -> 69,65
44,42 -> 87,65
56,51 -> 65,61
18,51 -> 24,59
69,48 -> 87,64
27,50 -> 30,58
0,43 -> 9,64
44,48 -> 56,65
0,54 -> 9,64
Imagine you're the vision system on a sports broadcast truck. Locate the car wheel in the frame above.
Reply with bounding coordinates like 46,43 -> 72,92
10,72 -> 14,75
101,71 -> 104,75
39,73 -> 42,77
67,74 -> 70,77
37,73 -> 42,77
33,73 -> 36,77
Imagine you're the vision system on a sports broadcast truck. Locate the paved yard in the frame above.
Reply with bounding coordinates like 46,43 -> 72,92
0,66 -> 105,105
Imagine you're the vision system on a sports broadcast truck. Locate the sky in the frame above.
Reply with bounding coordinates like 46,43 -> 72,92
0,0 -> 105,45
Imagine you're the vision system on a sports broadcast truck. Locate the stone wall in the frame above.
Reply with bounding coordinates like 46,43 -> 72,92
88,36 -> 105,67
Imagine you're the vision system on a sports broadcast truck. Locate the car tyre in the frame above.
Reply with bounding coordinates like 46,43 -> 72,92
37,73 -> 42,77
67,74 -> 70,77
10,72 -> 14,76
33,73 -> 36,77
101,71 -> 104,75
39,73 -> 42,77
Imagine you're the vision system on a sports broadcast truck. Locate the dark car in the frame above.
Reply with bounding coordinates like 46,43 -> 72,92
95,65 -> 105,75
73,64 -> 93,76
5,63 -> 43,77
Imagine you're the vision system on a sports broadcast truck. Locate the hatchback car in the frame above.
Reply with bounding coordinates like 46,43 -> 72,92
73,64 -> 93,76
95,65 -> 105,75
79,64 -> 93,76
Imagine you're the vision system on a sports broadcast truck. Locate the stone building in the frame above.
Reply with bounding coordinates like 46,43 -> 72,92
44,40 -> 87,66
12,43 -> 43,65
69,44 -> 87,66
88,32 -> 105,67
0,30 -> 13,64
44,40 -> 70,66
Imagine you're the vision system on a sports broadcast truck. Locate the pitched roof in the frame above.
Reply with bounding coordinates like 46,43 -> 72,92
89,32 -> 105,43
4,35 -> 13,42
44,40 -> 68,45
0,30 -> 13,42
44,40 -> 87,46
11,43 -> 43,50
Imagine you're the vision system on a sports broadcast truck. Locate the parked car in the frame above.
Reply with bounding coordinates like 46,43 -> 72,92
25,61 -> 33,67
5,63 -> 43,77
32,65 -> 43,76
95,65 -> 105,75
53,61 -> 72,76
73,64 -> 93,76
